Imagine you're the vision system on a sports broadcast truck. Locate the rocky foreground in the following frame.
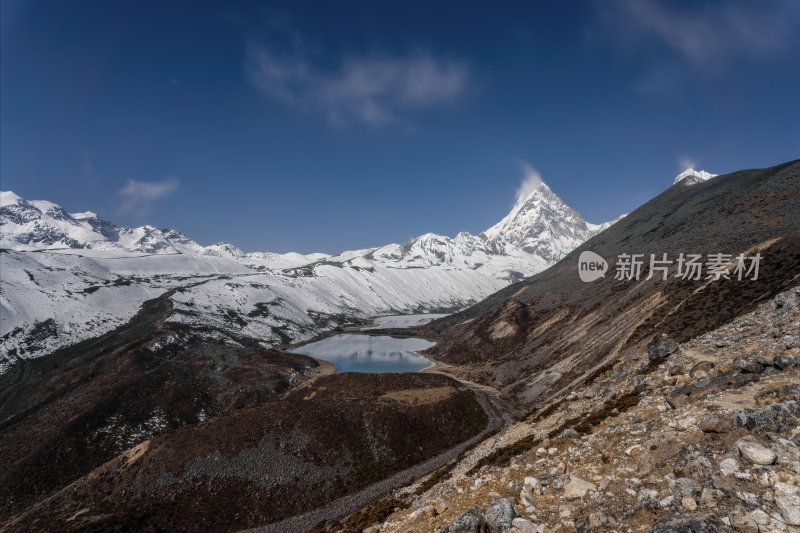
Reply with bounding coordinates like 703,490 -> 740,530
326,287 -> 800,533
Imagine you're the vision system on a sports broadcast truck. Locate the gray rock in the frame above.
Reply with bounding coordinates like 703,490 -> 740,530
774,481 -> 800,525
734,400 -> 800,433
673,443 -> 717,481
774,291 -> 798,310
736,357 -> 765,374
649,512 -> 731,532
485,498 -> 517,532
772,355 -> 797,370
649,336 -> 680,360
670,477 -> 702,498
540,473 -> 569,490
442,507 -> 486,533
510,517 -> 536,533
760,366 -> 776,377
561,428 -> 580,440
737,440 -> 776,465
719,457 -> 740,476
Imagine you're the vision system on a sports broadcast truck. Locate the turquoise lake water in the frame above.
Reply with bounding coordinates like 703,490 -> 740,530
289,334 -> 435,373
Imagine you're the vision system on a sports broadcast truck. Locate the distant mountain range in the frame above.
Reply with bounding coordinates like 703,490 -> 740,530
0,176 -> 634,370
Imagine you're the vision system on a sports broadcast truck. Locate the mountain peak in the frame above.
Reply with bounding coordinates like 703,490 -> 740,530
674,168 -> 718,185
514,179 -> 552,205
0,190 -> 23,207
482,182 -> 615,263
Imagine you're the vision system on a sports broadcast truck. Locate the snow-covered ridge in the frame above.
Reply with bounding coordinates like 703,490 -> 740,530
674,168 -> 718,186
1,185 -> 620,371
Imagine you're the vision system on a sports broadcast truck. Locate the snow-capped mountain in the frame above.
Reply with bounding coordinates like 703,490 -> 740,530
483,182 -> 606,263
0,183 -> 618,371
673,168 -> 718,186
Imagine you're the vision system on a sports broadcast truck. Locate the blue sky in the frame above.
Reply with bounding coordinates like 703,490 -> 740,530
2,1 -> 799,253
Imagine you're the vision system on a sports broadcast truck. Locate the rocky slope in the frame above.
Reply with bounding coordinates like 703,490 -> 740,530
422,160 -> 800,413
2,373 -> 491,532
329,287 -> 800,533
0,180 -> 615,371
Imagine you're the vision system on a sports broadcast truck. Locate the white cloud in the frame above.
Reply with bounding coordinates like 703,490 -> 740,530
247,42 -> 468,126
514,160 -> 545,202
118,178 -> 179,215
614,1 -> 799,67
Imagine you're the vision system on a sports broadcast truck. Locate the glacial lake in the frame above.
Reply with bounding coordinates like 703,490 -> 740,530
289,334 -> 436,374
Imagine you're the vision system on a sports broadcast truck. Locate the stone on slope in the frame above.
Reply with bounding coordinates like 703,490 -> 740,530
510,517 -> 536,533
563,476 -> 596,500
485,498 -> 516,532
737,440 -> 776,465
648,336 -> 680,360
442,507 -> 486,533
771,355 -> 797,371
733,400 -> 800,433
773,481 -> 800,526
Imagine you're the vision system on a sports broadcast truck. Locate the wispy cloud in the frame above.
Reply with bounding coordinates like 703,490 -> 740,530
247,40 -> 468,127
118,178 -> 179,215
606,1 -> 799,68
678,156 -> 697,172
514,160 -> 545,202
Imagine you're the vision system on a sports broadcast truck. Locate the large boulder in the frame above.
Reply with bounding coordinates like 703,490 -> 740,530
485,498 -> 516,532
737,440 -> 776,465
771,355 -> 797,371
733,401 -> 800,433
442,507 -> 486,533
648,336 -> 680,360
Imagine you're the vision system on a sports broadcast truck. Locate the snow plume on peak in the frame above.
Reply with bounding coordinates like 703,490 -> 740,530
514,161 -> 548,202
674,168 -> 718,185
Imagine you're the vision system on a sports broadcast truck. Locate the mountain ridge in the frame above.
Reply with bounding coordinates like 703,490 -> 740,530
0,179 -> 619,370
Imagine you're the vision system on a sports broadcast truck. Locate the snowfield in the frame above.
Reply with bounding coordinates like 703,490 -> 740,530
363,313 -> 450,330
